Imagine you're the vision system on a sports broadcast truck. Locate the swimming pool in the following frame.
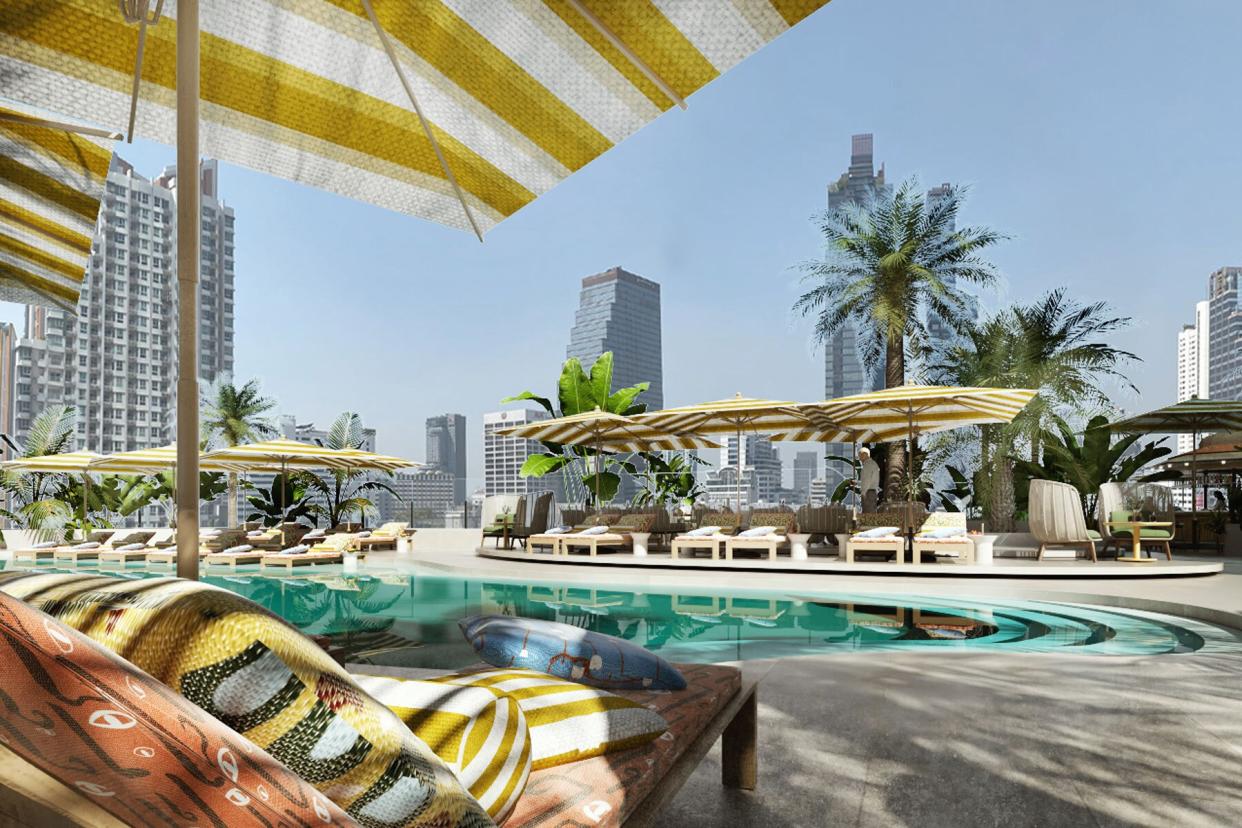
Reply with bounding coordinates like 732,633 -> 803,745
173,566 -> 1233,668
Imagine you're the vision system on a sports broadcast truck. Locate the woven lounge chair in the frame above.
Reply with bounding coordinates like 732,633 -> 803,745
1029,479 -> 1099,561
911,512 -> 973,564
96,528 -> 173,564
64,530 -> 157,565
510,492 -> 553,550
259,532 -> 357,570
670,511 -> 743,560
559,513 -> 656,556
483,495 -> 525,549
724,511 -> 797,561
844,510 -> 908,564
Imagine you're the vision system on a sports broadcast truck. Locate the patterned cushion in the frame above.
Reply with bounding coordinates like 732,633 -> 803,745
429,668 -> 668,771
352,675 -> 530,822
0,572 -> 494,828
459,615 -> 686,691
0,589 -> 359,827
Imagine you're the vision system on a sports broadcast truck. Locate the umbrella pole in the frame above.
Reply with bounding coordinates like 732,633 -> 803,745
81,472 -> 89,537
736,427 -> 742,514
595,434 -> 602,509
174,0 -> 200,581
1192,428 -> 1199,548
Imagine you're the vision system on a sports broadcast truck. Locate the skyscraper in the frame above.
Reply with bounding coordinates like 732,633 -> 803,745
11,156 -> 235,453
1208,267 -> 1242,402
426,413 -> 467,502
566,267 -> 663,409
1176,299 -> 1211,453
823,134 -> 888,491
719,434 -> 783,504
483,409 -> 562,502
793,450 -> 818,502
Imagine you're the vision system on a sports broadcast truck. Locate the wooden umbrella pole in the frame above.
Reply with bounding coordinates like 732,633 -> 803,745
174,0 -> 200,580
81,471 -> 89,536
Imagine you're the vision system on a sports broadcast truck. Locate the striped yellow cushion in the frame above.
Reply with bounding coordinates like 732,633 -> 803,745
432,668 -> 668,770
353,675 -> 530,822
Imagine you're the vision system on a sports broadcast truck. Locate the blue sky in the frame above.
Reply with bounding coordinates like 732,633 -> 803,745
4,0 -> 1241,488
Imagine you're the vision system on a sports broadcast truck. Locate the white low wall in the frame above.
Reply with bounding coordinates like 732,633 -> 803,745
412,528 -> 482,554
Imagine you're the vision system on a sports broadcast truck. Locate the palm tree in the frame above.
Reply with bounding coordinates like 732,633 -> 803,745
0,404 -> 78,529
1008,289 -> 1138,463
795,180 -> 1005,499
201,378 -> 277,526
301,412 -> 396,527
933,291 -> 1137,530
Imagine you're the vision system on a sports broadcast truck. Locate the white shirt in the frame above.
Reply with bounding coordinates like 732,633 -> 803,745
860,458 -> 881,493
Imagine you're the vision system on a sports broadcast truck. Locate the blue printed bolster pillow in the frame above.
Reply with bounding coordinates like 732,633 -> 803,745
459,615 -> 686,691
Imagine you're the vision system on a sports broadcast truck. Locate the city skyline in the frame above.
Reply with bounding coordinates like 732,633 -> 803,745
2,1 -> 1240,489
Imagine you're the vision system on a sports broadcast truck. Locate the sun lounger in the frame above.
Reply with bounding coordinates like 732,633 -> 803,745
145,529 -> 248,566
356,521 -> 408,551
911,512 -> 974,564
259,533 -> 356,570
670,512 -> 742,560
559,513 -> 656,556
724,511 -> 797,561
8,529 -> 108,563
844,510 -> 909,564
203,544 -> 269,569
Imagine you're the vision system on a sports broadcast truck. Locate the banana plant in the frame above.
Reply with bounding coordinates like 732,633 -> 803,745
245,472 -> 317,527
503,352 -> 649,506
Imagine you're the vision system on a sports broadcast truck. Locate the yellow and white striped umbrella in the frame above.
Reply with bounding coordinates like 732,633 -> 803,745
0,100 -> 116,310
87,444 -> 251,473
0,0 -> 831,238
0,450 -> 102,472
499,409 -> 719,453
199,438 -> 403,471
773,385 -> 1039,444
634,394 -> 811,436
335,448 -> 423,472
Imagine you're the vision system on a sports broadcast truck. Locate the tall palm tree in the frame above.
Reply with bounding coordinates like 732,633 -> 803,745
201,378 -> 277,526
932,291 -> 1137,529
1009,289 -> 1138,462
795,180 -> 1005,499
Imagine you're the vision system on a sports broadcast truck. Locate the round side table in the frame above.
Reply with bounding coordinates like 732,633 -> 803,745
630,532 -> 651,557
971,534 -> 995,565
788,533 -> 810,561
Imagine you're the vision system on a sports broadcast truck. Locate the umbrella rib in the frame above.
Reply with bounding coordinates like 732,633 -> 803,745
565,0 -> 688,110
0,111 -> 122,141
359,0 -> 484,243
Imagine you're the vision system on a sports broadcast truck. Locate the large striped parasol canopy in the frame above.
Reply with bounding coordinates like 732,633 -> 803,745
199,438 -> 416,471
87,444 -> 250,473
0,0 -> 831,239
499,408 -> 719,505
634,394 -> 815,510
0,100 -> 118,310
0,450 -> 103,528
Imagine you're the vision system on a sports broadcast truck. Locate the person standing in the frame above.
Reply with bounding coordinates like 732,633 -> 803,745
859,446 -> 881,513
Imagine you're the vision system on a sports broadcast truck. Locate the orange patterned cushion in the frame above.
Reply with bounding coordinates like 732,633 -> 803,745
0,590 -> 358,827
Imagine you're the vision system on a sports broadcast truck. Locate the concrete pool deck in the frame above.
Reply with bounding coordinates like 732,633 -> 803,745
395,532 -> 1242,826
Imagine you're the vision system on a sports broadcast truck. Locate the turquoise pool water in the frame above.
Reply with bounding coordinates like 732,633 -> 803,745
17,563 -> 1229,666
186,568 -> 1223,667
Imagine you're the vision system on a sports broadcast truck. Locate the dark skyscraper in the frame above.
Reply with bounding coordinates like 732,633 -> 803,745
1208,267 -> 1242,401
426,413 -> 467,502
566,267 -> 663,410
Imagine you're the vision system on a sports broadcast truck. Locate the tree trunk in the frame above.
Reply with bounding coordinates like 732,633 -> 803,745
883,335 -> 906,502
989,455 -> 1016,532
227,471 -> 238,527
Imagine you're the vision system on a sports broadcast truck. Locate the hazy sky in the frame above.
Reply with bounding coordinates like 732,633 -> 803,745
4,0 -> 1240,488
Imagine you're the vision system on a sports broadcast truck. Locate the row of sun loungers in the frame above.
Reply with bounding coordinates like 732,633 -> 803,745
5,522 -> 412,571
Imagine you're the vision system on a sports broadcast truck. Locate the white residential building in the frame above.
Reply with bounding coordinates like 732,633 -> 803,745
483,409 -> 563,502
1176,299 -> 1211,454
11,156 -> 235,453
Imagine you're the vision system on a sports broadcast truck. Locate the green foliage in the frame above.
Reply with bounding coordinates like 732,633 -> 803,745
0,405 -> 78,530
826,453 -> 860,504
245,472 -> 317,527
1012,414 -> 1173,522
302,412 -> 397,526
201,378 -> 277,447
135,470 -> 231,528
504,352 -> 651,506
630,452 -> 706,508
937,465 -> 976,516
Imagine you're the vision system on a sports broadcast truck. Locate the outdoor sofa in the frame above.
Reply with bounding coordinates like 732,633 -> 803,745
910,512 -> 974,564
844,509 -> 909,563
724,511 -> 798,560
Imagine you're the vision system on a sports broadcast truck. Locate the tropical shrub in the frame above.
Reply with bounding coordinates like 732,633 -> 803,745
301,412 -> 397,526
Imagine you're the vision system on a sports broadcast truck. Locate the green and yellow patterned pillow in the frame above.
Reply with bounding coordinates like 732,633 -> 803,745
0,572 -> 494,828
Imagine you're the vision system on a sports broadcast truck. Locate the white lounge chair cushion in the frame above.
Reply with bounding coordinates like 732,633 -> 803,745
684,526 -> 721,537
33,541 -> 58,549
357,530 -> 372,538
545,526 -> 572,535
201,529 -> 221,537
246,530 -> 268,538
920,527 -> 967,539
739,527 -> 776,538
70,542 -> 100,550
115,543 -> 146,551
579,525 -> 609,535
856,526 -> 899,538
279,545 -> 309,555
221,544 -> 254,555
